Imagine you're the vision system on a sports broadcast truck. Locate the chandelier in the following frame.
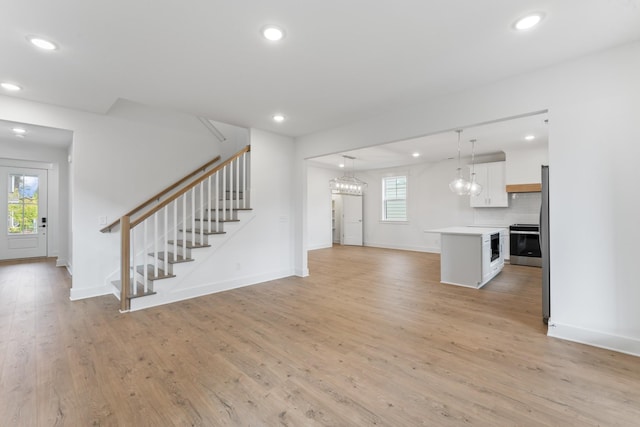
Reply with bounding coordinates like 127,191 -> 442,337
449,130 -> 483,196
329,155 -> 367,195
449,130 -> 470,195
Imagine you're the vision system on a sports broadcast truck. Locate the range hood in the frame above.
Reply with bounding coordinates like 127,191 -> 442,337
505,183 -> 542,193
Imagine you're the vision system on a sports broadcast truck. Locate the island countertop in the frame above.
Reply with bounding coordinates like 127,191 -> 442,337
427,226 -> 505,236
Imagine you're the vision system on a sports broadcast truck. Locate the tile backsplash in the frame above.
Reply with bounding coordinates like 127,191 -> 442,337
472,192 -> 541,226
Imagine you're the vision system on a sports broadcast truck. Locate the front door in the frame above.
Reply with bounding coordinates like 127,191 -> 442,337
0,166 -> 48,260
342,195 -> 363,246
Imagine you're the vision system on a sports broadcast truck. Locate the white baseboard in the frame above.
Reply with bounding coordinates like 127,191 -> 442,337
307,243 -> 333,251
70,284 -> 113,301
295,267 -> 309,277
547,320 -> 640,357
129,269 -> 295,311
364,242 -> 440,254
56,258 -> 67,268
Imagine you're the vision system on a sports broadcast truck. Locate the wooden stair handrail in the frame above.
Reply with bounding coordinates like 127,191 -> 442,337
130,145 -> 250,229
100,154 -> 222,233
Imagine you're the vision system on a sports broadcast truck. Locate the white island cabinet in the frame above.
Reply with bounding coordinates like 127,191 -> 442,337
429,227 -> 505,289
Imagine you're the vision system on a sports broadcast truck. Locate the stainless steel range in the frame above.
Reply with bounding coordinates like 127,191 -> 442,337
509,224 -> 542,267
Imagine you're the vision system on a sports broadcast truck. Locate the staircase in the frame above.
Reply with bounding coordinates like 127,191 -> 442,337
101,146 -> 251,312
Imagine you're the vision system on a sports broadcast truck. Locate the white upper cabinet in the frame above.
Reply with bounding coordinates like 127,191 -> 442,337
469,161 -> 508,208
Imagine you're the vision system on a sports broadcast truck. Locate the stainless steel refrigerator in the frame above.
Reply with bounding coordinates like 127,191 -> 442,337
540,165 -> 550,324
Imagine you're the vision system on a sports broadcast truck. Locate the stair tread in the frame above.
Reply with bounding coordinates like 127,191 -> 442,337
151,251 -> 194,263
195,218 -> 240,222
180,228 -> 226,235
135,265 -> 176,281
111,280 -> 157,299
128,290 -> 157,299
166,240 -> 211,249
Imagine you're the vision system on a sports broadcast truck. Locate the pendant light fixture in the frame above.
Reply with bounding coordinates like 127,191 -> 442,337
449,130 -> 470,195
468,138 -> 483,196
329,155 -> 368,195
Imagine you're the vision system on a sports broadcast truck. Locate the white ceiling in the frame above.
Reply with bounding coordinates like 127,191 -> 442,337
1,1 -> 640,139
308,112 -> 549,171
0,119 -> 73,148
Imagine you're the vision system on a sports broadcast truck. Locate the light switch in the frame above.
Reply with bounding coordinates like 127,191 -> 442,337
98,216 -> 107,225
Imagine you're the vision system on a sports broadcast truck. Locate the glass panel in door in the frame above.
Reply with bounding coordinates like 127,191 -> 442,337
8,173 -> 39,235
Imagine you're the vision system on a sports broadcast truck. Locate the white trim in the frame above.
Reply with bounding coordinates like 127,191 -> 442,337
381,175 -> 407,222
69,284 -> 112,300
129,269 -> 295,311
547,320 -> 640,358
307,243 -> 333,251
0,157 -> 54,169
365,241 -> 440,253
55,258 -> 67,267
295,267 -> 310,277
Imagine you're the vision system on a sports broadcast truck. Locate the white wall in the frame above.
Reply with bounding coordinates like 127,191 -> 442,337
67,144 -> 74,273
0,96 -> 294,302
505,145 -> 549,185
308,158 -> 541,254
359,162 -> 474,252
129,128 -> 297,310
306,165 -> 336,250
0,139 -> 70,266
297,40 -> 640,356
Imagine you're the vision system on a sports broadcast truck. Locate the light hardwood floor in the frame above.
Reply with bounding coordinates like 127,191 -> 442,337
1,247 -> 639,426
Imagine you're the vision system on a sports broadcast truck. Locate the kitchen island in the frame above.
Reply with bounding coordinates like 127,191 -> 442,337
428,227 -> 505,288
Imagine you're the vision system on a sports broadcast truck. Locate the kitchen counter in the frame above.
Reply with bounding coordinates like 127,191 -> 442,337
428,226 -> 505,236
428,227 -> 505,288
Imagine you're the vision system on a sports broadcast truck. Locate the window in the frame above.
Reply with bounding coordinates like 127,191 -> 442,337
382,176 -> 407,221
8,173 -> 39,234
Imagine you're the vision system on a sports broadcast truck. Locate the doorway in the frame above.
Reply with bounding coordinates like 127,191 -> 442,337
332,194 -> 363,246
0,166 -> 48,259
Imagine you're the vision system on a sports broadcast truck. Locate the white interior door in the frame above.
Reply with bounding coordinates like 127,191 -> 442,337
342,195 -> 363,246
0,166 -> 48,260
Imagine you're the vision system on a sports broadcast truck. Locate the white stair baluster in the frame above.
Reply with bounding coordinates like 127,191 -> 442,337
173,199 -> 177,260
182,193 -> 187,261
153,212 -> 159,284
143,220 -> 148,293
242,152 -> 247,209
131,227 -> 136,296
199,182 -> 204,244
191,188 -> 196,247
222,165 -> 226,227
229,160 -> 234,220
236,157 -> 240,210
163,205 -> 168,279
215,172 -> 220,232
207,176 -> 212,234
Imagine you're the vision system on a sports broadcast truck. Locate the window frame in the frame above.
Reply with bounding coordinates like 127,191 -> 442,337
381,175 -> 408,222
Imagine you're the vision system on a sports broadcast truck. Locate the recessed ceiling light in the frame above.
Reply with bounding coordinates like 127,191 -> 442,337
1,82 -> 22,91
27,36 -> 58,50
262,25 -> 285,41
412,152 -> 420,158
339,163 -> 345,168
273,114 -> 286,123
12,127 -> 27,134
525,135 -> 535,141
514,13 -> 544,31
